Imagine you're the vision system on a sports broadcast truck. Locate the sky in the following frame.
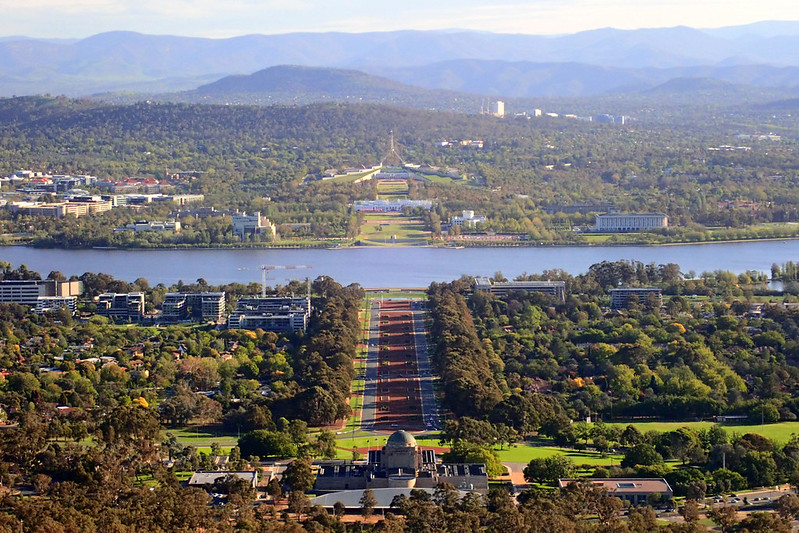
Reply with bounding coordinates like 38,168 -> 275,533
1,0 -> 799,39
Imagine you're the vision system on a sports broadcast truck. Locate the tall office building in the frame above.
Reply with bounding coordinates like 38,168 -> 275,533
492,101 -> 505,118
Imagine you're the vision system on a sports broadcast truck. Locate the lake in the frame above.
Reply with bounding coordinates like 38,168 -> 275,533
1,240 -> 798,288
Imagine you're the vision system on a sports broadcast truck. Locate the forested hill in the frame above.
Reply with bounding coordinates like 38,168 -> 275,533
2,94 -> 799,208
0,96 -> 535,182
164,65 -> 478,111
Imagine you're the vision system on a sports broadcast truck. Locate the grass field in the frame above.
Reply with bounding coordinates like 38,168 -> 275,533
608,421 -> 799,443
580,234 -> 613,243
359,221 -> 429,245
416,173 -> 479,187
495,444 -> 624,466
357,213 -> 430,245
368,291 -> 427,299
376,181 -> 409,196
169,426 -> 238,448
319,169 -> 379,184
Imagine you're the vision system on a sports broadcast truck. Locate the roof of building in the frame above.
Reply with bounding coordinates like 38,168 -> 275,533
596,213 -> 667,217
310,488 -> 470,509
558,478 -> 673,494
385,430 -> 417,448
188,471 -> 258,487
474,277 -> 565,288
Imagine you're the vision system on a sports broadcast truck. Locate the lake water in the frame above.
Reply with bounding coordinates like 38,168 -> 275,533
1,240 -> 797,288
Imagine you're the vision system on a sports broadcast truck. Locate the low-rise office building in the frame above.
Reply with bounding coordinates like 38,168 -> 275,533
162,292 -> 226,322
13,200 -> 112,218
97,292 -> 145,322
558,478 -> 673,506
116,220 -> 181,232
232,211 -> 276,239
353,199 -> 433,212
595,213 -> 668,232
187,471 -> 258,490
34,296 -> 78,315
227,297 -> 310,332
0,279 -> 83,305
609,287 -> 663,309
474,277 -> 566,302
450,210 -> 487,227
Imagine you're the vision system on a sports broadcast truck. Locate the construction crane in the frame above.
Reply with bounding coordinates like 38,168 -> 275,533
260,265 -> 312,297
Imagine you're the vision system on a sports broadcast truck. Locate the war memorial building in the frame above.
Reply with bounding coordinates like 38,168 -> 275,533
313,430 -> 488,502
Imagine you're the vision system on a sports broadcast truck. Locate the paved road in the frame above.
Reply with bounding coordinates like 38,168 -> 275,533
706,485 -> 793,509
360,300 -> 381,431
411,300 -> 440,431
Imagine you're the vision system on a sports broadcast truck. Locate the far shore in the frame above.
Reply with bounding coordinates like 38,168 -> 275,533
3,234 -> 799,251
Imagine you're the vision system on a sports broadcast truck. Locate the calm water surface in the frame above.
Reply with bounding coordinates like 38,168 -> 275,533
1,241 -> 798,287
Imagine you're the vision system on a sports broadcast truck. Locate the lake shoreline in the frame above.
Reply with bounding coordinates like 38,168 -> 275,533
4,239 -> 799,287
5,234 -> 799,252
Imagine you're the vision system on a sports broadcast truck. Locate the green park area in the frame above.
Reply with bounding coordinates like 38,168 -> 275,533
166,420 -> 799,468
493,443 -> 624,466
357,213 -> 430,245
317,169 -> 379,184
376,180 -> 410,197
416,172 -> 469,186
609,420 -> 799,444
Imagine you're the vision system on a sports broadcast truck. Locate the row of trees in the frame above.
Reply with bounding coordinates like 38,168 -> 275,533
427,282 -> 504,417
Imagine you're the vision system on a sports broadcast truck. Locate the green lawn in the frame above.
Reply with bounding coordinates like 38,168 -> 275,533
376,181 -> 409,195
608,421 -> 799,443
359,219 -> 430,245
495,444 -> 624,466
367,293 -> 427,301
319,169 -> 379,184
416,173 -> 479,187
169,426 -> 239,447
580,234 -> 613,243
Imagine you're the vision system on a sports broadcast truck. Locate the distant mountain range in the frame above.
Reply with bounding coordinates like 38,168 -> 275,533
376,61 -> 799,98
140,64 -> 789,114
1,23 -> 799,100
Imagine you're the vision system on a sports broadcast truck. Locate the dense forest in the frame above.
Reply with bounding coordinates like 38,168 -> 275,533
419,262 -> 799,508
429,262 -> 799,424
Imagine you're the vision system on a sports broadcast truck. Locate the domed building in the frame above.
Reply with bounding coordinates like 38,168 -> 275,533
380,430 -> 421,472
314,429 -> 488,496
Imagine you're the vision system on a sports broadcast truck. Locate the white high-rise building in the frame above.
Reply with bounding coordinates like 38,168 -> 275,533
492,101 -> 505,118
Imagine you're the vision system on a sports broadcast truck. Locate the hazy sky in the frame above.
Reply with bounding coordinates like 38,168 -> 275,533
2,0 -> 798,38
